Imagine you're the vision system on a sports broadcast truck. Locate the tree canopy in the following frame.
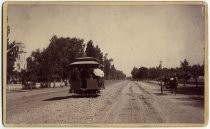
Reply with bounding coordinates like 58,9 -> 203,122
85,40 -> 125,80
85,40 -> 103,64
7,41 -> 18,83
7,24 -> 18,84
26,36 -> 85,82
24,35 -> 126,83
131,59 -> 204,81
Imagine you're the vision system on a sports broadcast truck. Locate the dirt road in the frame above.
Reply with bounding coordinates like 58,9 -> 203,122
6,80 -> 204,125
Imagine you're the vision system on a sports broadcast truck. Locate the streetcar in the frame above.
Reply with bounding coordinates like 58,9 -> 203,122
69,57 -> 105,95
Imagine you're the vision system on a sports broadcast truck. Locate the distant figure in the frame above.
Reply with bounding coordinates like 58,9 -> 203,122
163,76 -> 170,87
195,77 -> 198,87
169,77 -> 178,95
93,68 -> 105,89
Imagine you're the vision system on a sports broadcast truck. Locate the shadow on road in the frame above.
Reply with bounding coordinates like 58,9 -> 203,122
43,94 -> 99,101
154,93 -> 168,96
177,86 -> 204,95
154,86 -> 204,96
173,96 -> 204,108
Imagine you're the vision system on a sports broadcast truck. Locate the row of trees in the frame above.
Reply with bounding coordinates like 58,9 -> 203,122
7,35 -> 126,84
131,59 -> 204,81
85,41 -> 126,80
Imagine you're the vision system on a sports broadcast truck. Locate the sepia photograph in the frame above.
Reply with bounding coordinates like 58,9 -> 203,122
2,1 -> 208,127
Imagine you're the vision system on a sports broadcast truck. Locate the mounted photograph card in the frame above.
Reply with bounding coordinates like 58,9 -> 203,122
2,1 -> 208,127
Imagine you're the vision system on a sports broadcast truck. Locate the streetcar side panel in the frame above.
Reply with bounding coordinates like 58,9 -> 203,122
86,78 -> 99,90
70,81 -> 81,90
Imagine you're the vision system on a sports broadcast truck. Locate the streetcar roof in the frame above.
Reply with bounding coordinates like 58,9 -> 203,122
70,61 -> 99,66
75,57 -> 100,62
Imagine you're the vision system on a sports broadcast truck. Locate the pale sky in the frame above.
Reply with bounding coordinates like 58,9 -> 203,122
8,3 -> 205,76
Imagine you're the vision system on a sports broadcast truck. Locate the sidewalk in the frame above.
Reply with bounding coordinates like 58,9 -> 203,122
6,82 -> 68,92
7,84 -> 23,91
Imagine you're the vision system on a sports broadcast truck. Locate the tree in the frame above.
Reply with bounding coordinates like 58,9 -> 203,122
147,67 -> 159,79
85,40 -> 95,57
115,70 -> 126,80
85,40 -> 104,64
26,36 -> 86,84
180,59 -> 190,86
103,53 -> 113,80
7,42 -> 18,83
7,22 -> 18,83
94,45 -> 104,64
190,64 -> 204,87
131,67 -> 138,79
26,49 -> 43,82
110,65 -> 117,79
181,59 -> 190,72
85,41 -> 126,80
44,36 -> 85,81
130,58 -> 204,87
85,42 -> 126,80
137,67 -> 148,79
26,36 -> 126,83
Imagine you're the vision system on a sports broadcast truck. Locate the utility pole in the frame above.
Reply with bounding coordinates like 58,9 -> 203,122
160,61 -> 162,69
160,61 -> 163,94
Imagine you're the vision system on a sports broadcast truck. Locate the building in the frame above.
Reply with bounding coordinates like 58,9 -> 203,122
13,43 -> 27,72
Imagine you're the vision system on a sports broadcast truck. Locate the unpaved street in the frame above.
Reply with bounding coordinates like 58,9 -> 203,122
6,80 -> 204,125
